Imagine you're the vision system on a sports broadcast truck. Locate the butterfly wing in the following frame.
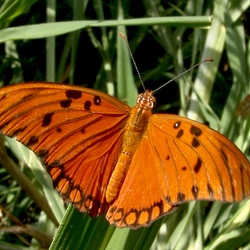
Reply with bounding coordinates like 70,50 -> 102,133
148,114 -> 250,203
0,83 -> 130,216
107,114 -> 250,229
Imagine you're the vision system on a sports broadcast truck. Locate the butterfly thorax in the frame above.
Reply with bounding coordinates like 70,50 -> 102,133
106,91 -> 155,203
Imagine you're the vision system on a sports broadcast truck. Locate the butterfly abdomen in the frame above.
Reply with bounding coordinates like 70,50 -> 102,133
106,91 -> 154,203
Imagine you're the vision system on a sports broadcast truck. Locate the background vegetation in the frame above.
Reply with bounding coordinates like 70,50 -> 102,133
0,0 -> 249,249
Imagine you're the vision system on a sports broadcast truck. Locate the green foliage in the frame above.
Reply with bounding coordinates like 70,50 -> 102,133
0,0 -> 249,249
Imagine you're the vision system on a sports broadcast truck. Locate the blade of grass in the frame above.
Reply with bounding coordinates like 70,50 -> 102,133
117,1 -> 137,105
46,0 -> 56,82
0,17 -> 212,43
4,137 -> 64,225
187,0 -> 226,122
0,0 -> 37,28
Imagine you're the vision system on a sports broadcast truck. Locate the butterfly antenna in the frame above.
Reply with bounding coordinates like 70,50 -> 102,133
152,58 -> 213,94
120,33 -> 213,94
119,33 -> 146,91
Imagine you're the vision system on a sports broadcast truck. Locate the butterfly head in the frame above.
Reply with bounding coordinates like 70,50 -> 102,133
136,90 -> 156,110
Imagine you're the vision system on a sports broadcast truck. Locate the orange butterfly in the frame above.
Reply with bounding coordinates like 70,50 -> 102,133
0,82 -> 249,229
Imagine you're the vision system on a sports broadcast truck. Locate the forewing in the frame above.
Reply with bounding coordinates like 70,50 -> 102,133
148,114 -> 250,204
0,83 -> 130,216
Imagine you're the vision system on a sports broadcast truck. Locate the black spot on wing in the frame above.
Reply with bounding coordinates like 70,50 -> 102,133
191,185 -> 199,198
42,113 -> 54,127
65,90 -> 82,99
190,125 -> 202,136
84,101 -> 91,110
60,99 -> 72,108
176,129 -> 184,138
37,149 -> 49,160
94,95 -> 101,105
177,192 -> 185,202
27,136 -> 39,146
194,158 -> 202,174
207,183 -> 214,197
56,127 -> 62,132
192,137 -> 200,147
174,121 -> 181,129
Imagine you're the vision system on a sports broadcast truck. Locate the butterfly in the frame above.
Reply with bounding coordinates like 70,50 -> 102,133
0,82 -> 249,229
